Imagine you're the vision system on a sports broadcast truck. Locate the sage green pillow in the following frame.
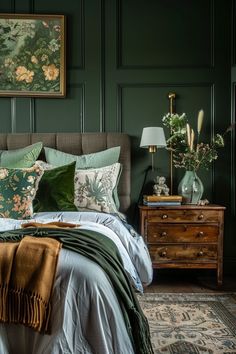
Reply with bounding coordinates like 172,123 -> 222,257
44,146 -> 120,169
33,162 -> 77,212
0,142 -> 43,168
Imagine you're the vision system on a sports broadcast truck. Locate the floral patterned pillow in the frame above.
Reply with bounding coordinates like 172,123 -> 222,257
74,163 -> 121,214
0,164 -> 43,219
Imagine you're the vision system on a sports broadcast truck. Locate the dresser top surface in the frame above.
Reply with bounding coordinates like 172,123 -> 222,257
139,204 -> 226,210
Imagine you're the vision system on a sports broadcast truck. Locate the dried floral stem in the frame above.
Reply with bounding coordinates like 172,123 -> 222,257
195,149 -> 208,171
223,122 -> 236,136
190,128 -> 194,152
197,110 -> 204,135
186,123 -> 191,148
197,109 -> 204,147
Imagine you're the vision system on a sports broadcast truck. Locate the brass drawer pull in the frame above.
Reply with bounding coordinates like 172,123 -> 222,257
198,214 -> 204,220
161,231 -> 167,237
160,251 -> 167,257
198,251 -> 204,257
198,231 -> 204,237
162,214 -> 168,219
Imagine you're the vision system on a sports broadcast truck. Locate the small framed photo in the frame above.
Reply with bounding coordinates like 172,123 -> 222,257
0,13 -> 66,97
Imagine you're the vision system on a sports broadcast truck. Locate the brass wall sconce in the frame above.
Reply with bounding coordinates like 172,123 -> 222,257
168,92 -> 176,195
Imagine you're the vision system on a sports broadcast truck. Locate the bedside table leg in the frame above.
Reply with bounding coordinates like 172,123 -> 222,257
217,266 -> 223,287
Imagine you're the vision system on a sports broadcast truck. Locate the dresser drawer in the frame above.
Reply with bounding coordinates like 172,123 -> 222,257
146,209 -> 221,223
147,224 -> 219,243
149,244 -> 218,262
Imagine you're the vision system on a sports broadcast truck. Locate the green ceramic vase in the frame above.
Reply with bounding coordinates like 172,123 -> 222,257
178,170 -> 204,204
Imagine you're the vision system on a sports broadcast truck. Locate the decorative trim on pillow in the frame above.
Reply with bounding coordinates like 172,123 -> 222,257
0,164 -> 43,219
0,142 -> 43,168
35,161 -> 53,170
74,163 -> 121,214
44,146 -> 120,169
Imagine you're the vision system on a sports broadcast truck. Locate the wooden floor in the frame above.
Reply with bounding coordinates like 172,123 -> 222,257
145,269 -> 236,293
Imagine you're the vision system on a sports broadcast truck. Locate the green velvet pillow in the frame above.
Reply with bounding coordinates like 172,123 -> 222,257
0,164 -> 44,219
33,162 -> 77,212
0,142 -> 43,168
44,146 -> 120,169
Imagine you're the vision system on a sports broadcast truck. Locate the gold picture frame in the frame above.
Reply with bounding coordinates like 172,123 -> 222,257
0,13 -> 66,97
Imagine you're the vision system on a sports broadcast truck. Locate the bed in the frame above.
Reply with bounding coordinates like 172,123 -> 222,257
0,133 -> 153,354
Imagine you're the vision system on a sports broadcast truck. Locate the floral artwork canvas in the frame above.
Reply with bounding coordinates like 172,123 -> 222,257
0,14 -> 65,97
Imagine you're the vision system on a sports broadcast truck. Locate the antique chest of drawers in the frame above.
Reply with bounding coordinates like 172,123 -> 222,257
139,204 -> 226,286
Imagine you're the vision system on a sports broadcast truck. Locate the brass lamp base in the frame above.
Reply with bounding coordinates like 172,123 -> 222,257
148,145 -> 157,153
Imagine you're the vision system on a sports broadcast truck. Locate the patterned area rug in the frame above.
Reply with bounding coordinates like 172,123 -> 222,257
138,293 -> 236,354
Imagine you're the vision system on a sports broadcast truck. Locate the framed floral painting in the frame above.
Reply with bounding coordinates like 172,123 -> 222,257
0,14 -> 65,97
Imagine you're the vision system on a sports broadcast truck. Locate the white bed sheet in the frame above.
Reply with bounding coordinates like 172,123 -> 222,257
0,211 -> 153,354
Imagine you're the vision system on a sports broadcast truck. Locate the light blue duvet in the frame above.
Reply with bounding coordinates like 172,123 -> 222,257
0,211 -> 153,354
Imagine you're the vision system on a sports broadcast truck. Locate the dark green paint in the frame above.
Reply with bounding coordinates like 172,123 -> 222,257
0,0 -> 235,272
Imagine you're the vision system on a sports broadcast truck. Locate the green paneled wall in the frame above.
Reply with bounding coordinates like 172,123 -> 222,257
0,0 -> 235,272
118,0 -> 212,68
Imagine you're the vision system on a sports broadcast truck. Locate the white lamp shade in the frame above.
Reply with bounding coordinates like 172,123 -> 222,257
140,127 -> 166,148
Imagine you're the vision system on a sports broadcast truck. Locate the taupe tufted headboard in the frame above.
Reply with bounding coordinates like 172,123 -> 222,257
0,133 -> 131,213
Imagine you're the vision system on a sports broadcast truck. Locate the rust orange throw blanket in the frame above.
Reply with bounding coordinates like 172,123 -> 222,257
0,236 -> 61,333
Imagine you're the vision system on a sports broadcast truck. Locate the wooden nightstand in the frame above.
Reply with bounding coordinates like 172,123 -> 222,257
139,204 -> 226,286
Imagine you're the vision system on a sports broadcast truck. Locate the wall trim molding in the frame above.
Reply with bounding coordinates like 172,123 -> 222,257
11,0 -> 15,12
10,98 -> 16,133
210,83 -> 216,200
116,82 -> 213,89
68,0 -> 85,70
232,0 -> 236,65
79,0 -> 85,70
29,0 -> 34,13
100,0 -> 105,132
231,82 -> 236,216
117,85 -> 122,132
75,83 -> 85,133
30,98 -> 35,133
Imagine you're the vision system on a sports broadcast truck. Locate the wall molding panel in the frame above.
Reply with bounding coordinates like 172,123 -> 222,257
117,81 -> 215,194
116,0 -> 214,70
231,81 -> 236,216
29,99 -> 36,133
71,0 -> 85,71
232,0 -> 236,65
77,83 -> 85,133
99,0 -> 105,132
10,98 -> 16,133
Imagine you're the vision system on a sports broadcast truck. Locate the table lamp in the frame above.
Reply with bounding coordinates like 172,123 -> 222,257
140,127 -> 166,171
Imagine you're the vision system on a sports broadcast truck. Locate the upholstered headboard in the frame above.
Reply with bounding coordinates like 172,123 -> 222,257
0,133 -> 131,213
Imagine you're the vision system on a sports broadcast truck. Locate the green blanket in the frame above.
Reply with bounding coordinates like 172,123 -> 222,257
0,227 -> 154,354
